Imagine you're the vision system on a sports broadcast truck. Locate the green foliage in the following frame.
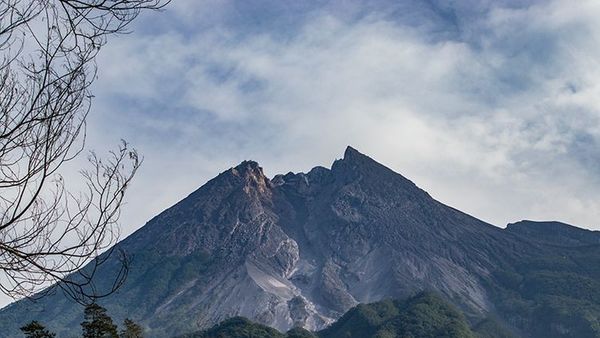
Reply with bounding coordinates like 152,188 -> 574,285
387,292 -> 475,338
522,271 -> 600,302
72,249 -> 213,337
319,292 -> 475,338
286,327 -> 317,338
20,321 -> 56,338
81,303 -> 119,338
24,306 -> 144,338
118,250 -> 211,314
180,317 -> 285,338
318,299 -> 400,338
120,318 -> 144,338
489,246 -> 600,337
180,293 -> 501,338
472,318 -> 516,338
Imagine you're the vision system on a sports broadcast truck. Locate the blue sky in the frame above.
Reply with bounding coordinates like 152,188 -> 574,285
86,0 -> 600,237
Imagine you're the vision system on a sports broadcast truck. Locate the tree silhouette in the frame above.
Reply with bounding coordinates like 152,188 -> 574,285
20,320 -> 56,338
81,303 -> 119,338
120,318 -> 144,338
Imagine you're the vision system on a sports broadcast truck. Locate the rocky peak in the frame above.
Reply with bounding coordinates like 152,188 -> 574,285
343,145 -> 365,161
228,160 -> 271,195
331,146 -> 400,179
231,160 -> 262,176
330,146 -> 424,197
334,146 -> 377,168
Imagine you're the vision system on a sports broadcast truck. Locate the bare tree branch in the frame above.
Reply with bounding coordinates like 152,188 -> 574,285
0,0 -> 168,303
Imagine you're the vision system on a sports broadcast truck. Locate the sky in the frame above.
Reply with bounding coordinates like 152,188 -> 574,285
90,0 -> 600,231
91,0 -> 600,232
2,0 -> 600,308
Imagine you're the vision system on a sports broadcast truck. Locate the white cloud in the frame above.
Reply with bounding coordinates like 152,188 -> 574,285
83,0 -> 600,246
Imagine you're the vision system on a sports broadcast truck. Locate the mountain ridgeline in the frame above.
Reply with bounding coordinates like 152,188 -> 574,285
1,147 -> 600,337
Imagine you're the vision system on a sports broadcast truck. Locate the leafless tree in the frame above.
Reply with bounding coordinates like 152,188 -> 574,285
0,0 -> 168,303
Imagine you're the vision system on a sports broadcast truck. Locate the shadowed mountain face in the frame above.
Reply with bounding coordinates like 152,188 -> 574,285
506,220 -> 600,247
1,147 -> 600,337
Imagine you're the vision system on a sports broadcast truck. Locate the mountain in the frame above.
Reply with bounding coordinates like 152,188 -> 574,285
181,292 -> 488,338
1,146 -> 600,337
506,220 -> 600,247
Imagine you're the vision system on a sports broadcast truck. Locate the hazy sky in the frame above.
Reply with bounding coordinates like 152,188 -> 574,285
2,0 -> 600,308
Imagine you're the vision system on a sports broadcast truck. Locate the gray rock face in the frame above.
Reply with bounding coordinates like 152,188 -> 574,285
0,147 -> 562,337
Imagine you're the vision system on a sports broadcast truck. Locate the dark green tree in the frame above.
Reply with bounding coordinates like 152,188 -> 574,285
20,321 -> 56,338
120,318 -> 144,338
81,303 -> 119,338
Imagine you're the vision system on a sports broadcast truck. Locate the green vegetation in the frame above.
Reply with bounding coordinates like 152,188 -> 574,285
21,304 -> 145,338
285,327 -> 318,338
82,303 -> 119,338
120,319 -> 145,338
180,292 -> 500,338
472,318 -> 516,338
20,321 -> 56,338
178,317 -> 286,338
490,245 -> 600,337
320,292 -> 475,338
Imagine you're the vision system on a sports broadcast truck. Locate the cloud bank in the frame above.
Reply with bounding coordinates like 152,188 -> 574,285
86,0 -> 600,238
